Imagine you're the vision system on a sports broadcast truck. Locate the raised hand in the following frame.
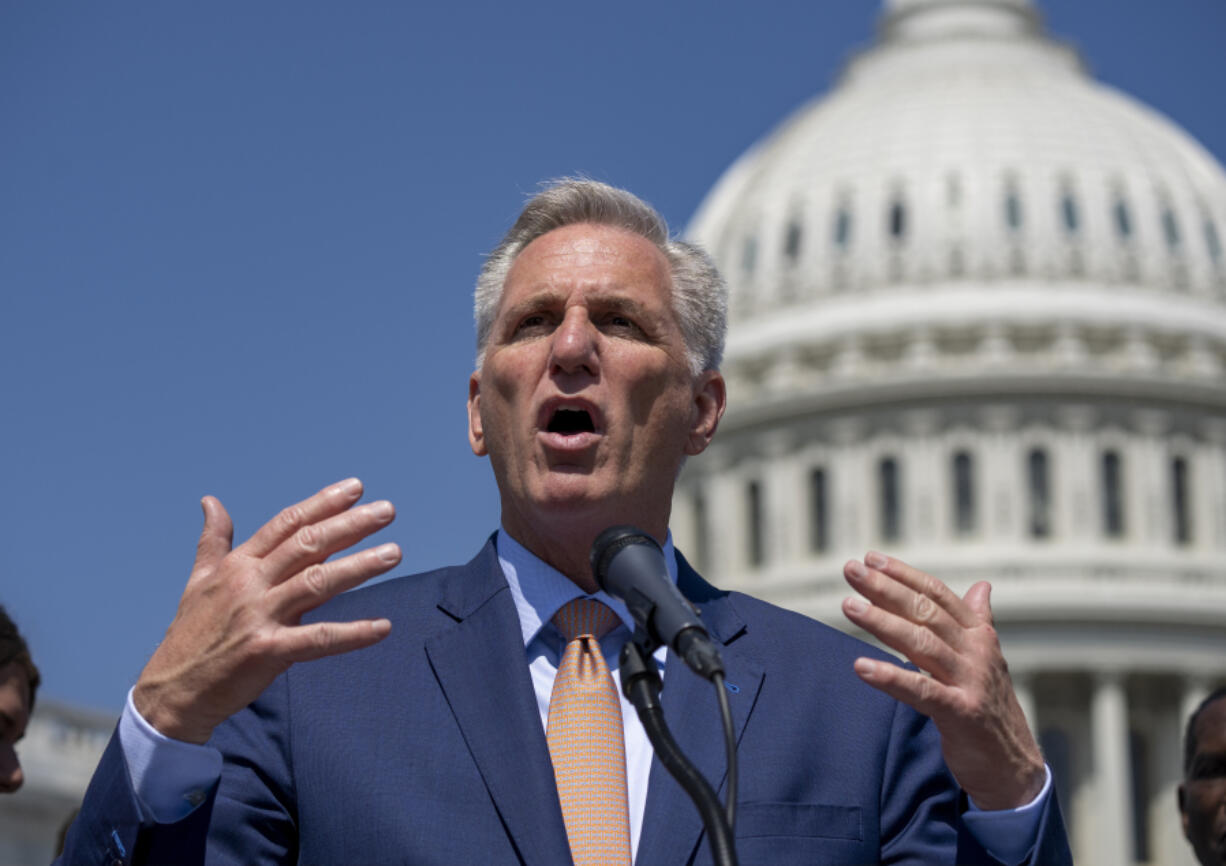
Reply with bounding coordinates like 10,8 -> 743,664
841,552 -> 1044,810
133,478 -> 401,744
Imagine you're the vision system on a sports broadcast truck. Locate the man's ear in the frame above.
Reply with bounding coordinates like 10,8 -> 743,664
684,370 -> 726,457
467,371 -> 487,457
1178,783 -> 1191,839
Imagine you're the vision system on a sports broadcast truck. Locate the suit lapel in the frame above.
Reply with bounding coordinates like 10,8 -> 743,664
635,558 -> 764,866
424,543 -> 573,866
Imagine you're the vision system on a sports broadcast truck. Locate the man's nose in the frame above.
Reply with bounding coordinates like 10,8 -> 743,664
0,745 -> 23,793
549,309 -> 598,375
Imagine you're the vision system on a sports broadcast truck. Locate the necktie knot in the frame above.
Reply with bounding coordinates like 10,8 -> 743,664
552,597 -> 620,643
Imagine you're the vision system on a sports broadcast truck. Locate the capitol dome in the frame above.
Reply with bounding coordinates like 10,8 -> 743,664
671,2 -> 1226,863
690,0 -> 1226,411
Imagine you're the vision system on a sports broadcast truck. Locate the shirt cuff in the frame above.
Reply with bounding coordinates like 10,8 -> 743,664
117,687 -> 222,823
960,764 -> 1052,866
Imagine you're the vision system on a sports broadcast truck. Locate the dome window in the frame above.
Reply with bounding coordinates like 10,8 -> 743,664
1171,456 -> 1191,545
784,220 -> 803,264
741,236 -> 758,275
879,456 -> 902,542
1005,190 -> 1023,231
1060,192 -> 1079,235
888,200 -> 907,241
1205,219 -> 1222,263
833,207 -> 853,249
746,479 -> 765,566
1101,450 -> 1125,538
1114,199 -> 1132,239
952,451 -> 975,536
809,467 -> 828,553
1027,448 -> 1051,538
1162,208 -> 1181,250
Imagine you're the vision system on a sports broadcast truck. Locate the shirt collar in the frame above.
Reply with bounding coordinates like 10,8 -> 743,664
496,526 -> 679,649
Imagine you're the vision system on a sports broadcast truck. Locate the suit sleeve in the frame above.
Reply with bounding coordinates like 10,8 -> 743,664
54,731 -> 216,866
877,693 -> 1072,865
55,675 -> 298,866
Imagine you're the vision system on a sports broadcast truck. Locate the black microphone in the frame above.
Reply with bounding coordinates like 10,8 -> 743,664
590,526 -> 725,680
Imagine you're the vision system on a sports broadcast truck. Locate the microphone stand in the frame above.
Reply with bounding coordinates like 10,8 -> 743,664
619,634 -> 739,866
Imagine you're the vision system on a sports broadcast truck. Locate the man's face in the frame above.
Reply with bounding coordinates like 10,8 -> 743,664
0,662 -> 30,794
468,223 -> 724,556
1181,698 -> 1226,865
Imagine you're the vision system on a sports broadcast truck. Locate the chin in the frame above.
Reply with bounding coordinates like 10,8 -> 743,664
531,480 -> 639,523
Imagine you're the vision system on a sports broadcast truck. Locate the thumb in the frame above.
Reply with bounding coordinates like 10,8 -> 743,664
963,580 -> 993,622
194,495 -> 235,570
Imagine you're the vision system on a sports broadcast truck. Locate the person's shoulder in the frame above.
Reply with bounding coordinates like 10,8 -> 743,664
722,589 -> 895,664
306,537 -> 501,624
678,554 -> 897,670
696,579 -> 913,723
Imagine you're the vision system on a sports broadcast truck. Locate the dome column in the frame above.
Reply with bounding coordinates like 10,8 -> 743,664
833,420 -> 871,552
764,437 -> 801,569
981,406 -> 1022,544
702,462 -> 745,581
1131,412 -> 1171,547
1056,407 -> 1096,543
1147,677 -> 1194,866
1205,422 -> 1226,555
1090,671 -> 1132,865
902,411 -> 940,546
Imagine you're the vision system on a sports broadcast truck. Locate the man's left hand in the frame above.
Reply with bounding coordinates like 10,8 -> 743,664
841,552 -> 1045,811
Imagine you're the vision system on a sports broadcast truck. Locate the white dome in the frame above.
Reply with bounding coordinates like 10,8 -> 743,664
689,0 -> 1226,407
674,5 -> 1226,862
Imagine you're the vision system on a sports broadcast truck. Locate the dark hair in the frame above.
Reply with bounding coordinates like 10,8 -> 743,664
0,606 -> 40,712
1184,686 -> 1226,775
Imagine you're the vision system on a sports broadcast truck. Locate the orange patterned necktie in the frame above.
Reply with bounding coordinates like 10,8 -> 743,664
546,598 -> 632,866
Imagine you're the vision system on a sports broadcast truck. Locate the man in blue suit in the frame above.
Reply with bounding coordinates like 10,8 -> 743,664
61,180 -> 1069,864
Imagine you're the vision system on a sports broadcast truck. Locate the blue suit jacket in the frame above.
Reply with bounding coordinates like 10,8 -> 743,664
61,540 -> 1070,864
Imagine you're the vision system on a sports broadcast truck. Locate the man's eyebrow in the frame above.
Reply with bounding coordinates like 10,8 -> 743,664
587,294 -> 653,318
499,291 -> 566,320
498,290 -> 660,323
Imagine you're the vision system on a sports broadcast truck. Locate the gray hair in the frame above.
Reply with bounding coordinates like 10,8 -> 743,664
474,178 -> 727,377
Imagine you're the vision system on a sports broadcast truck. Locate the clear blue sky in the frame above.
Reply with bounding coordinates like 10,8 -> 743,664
3,1 -> 1224,714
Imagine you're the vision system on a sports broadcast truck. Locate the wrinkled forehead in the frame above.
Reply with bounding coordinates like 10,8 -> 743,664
505,224 -> 673,296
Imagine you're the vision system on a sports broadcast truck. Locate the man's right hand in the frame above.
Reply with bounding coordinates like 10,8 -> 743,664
132,478 -> 400,744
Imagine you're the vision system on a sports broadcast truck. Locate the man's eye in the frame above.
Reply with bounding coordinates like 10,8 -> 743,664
514,314 -> 550,333
603,314 -> 640,333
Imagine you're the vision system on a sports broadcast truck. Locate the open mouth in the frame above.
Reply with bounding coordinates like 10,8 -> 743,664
547,408 -> 595,436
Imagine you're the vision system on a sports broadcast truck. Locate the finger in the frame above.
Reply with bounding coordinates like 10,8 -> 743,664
963,581 -> 993,623
843,560 -> 966,650
852,656 -> 951,719
241,478 -> 365,558
842,596 -> 962,682
263,500 -> 396,580
190,496 -> 235,577
864,551 -> 979,629
277,618 -> 392,663
268,543 -> 402,618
